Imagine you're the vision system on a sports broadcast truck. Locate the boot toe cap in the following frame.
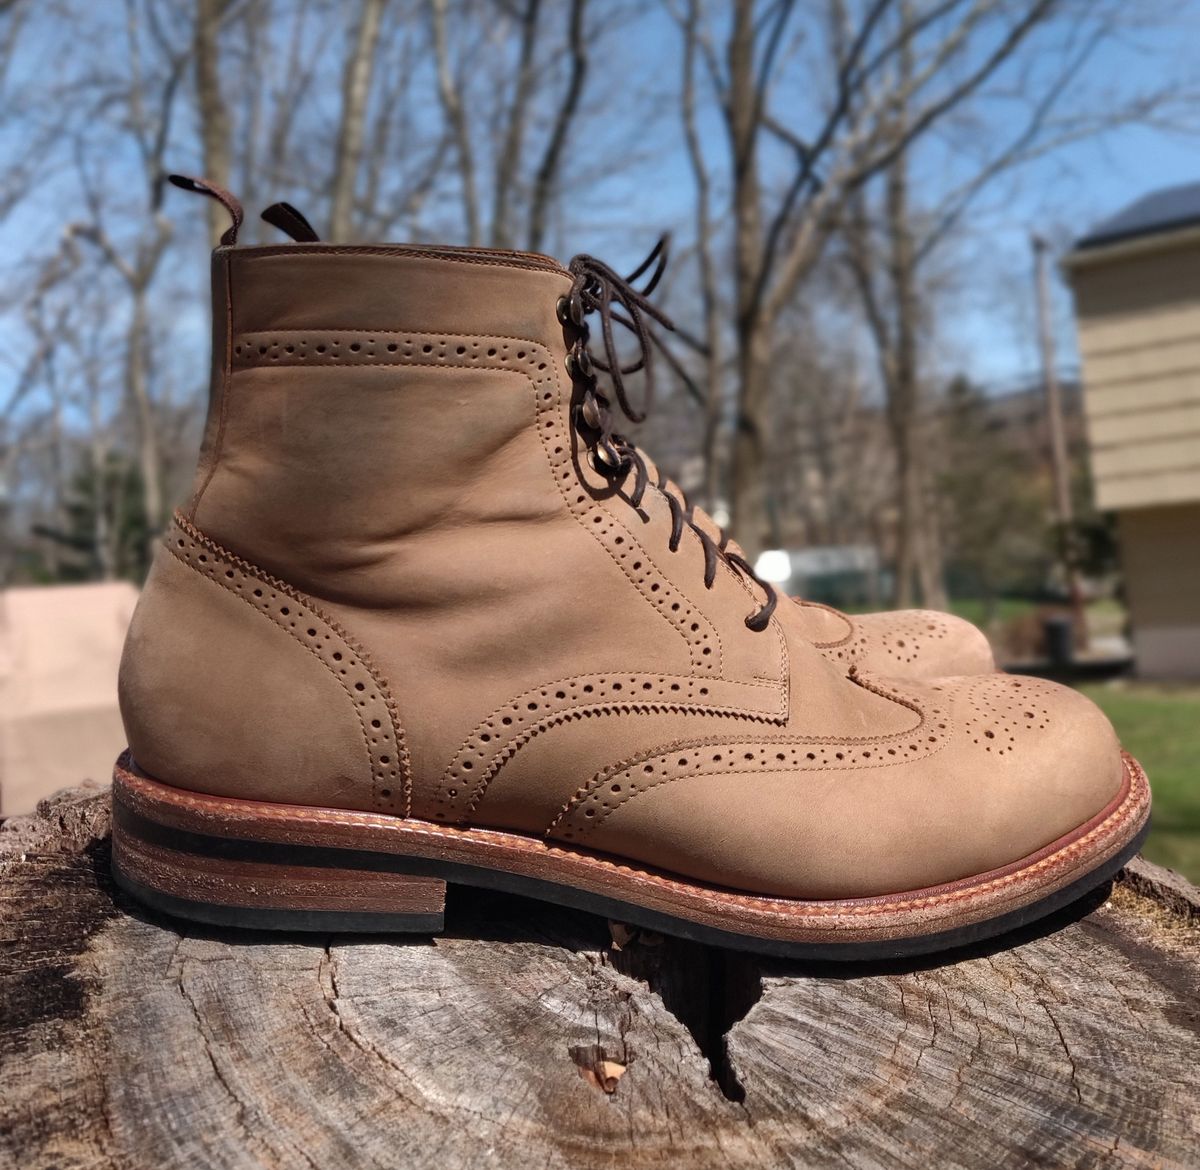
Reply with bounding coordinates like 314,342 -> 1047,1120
849,609 -> 996,677
574,674 -> 1127,901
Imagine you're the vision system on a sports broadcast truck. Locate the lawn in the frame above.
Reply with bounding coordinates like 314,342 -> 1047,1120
1079,682 -> 1200,884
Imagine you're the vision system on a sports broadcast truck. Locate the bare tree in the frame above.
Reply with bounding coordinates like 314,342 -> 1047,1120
194,0 -> 232,247
672,0 -> 1198,566
330,0 -> 388,240
678,0 -> 725,511
432,0 -> 481,243
526,0 -> 588,252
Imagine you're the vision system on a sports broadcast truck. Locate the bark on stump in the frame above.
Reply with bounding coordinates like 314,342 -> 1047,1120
2,785 -> 1197,1169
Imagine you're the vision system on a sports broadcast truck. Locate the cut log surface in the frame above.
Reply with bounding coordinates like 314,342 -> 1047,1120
1,786 -> 1197,1170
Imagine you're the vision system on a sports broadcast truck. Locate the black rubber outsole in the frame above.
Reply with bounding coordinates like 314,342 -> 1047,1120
110,809 -> 1150,962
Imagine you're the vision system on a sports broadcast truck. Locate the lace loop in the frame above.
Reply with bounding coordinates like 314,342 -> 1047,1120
562,240 -> 778,633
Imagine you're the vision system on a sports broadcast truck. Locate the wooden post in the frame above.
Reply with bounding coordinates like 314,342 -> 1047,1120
3,785 -> 1198,1167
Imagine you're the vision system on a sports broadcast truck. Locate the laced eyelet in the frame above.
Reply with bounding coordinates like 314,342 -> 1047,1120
590,439 -> 625,473
565,349 -> 593,380
580,392 -> 603,430
557,292 -> 585,328
562,240 -> 779,634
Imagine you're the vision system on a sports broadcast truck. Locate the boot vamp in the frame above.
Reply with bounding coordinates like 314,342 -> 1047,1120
793,601 -> 996,678
549,672 -> 1123,899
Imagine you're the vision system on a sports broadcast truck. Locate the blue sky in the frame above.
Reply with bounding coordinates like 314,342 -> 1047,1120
4,1 -> 1199,409
567,3 -> 1200,391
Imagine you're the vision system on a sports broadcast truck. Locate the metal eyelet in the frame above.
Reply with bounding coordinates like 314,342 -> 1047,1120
580,393 -> 603,429
565,347 -> 593,381
591,439 -> 623,471
556,295 -> 572,326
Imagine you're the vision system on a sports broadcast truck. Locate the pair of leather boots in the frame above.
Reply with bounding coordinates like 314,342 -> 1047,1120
111,178 -> 1149,959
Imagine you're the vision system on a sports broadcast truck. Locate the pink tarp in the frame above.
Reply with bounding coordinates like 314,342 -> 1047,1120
0,583 -> 137,816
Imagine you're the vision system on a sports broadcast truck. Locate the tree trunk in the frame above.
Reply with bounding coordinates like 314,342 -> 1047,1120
329,0 -> 387,242
730,333 -> 773,556
431,0 -> 480,246
490,0 -> 541,249
4,784 -> 1198,1168
915,449 -> 949,610
726,0 -> 768,556
127,287 -> 163,549
526,0 -> 587,254
680,0 -> 724,515
194,0 -> 232,250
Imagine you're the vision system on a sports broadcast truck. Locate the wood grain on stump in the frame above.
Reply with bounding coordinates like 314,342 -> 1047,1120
1,785 -> 1197,1169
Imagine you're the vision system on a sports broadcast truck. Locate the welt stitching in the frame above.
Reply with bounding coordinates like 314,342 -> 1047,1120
165,540 -> 378,798
172,512 -> 413,814
116,759 -> 1146,918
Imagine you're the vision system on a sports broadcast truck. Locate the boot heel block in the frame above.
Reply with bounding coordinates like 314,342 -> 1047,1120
112,793 -> 447,934
112,751 -> 1151,958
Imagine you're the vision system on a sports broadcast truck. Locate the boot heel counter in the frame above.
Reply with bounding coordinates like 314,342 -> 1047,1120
118,515 -> 409,814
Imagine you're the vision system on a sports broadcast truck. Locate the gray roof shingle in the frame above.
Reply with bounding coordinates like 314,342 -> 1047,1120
1076,181 -> 1200,250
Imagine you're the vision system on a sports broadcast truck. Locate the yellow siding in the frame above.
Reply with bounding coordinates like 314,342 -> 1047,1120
1088,402 -> 1200,447
1120,505 -> 1200,626
1069,236 -> 1200,511
1118,504 -> 1200,678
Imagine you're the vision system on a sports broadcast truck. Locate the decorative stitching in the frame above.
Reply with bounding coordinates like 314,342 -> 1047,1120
167,512 -> 412,815
795,600 -> 855,648
230,328 -> 790,822
549,676 -> 947,841
229,244 -> 568,275
187,252 -> 234,521
447,679 -> 786,820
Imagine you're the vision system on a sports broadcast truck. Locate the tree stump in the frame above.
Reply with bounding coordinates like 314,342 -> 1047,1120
2,785 -> 1197,1169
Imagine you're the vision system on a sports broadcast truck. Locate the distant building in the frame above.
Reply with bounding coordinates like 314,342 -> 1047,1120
0,582 -> 136,814
1066,183 -> 1200,678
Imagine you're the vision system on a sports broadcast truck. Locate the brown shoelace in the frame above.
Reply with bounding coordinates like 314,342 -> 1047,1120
560,241 -> 778,632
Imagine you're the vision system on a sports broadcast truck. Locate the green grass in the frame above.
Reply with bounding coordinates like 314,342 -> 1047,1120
1079,683 -> 1200,884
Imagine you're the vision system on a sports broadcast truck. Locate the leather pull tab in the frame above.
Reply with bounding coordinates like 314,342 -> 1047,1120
167,174 -> 244,246
261,201 -> 321,243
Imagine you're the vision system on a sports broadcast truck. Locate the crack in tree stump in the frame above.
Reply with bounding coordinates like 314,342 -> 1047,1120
1,786 -> 1197,1168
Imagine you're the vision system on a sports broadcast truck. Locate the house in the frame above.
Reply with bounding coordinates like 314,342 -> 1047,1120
1065,183 -> 1200,678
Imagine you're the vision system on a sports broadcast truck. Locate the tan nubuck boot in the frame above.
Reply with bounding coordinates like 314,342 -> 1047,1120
111,179 -> 1149,959
258,196 -> 995,681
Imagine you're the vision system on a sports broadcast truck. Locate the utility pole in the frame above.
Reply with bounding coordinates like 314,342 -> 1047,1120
1032,234 -> 1087,650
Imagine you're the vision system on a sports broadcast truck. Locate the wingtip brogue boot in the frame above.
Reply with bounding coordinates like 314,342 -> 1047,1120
112,215 -> 1148,958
